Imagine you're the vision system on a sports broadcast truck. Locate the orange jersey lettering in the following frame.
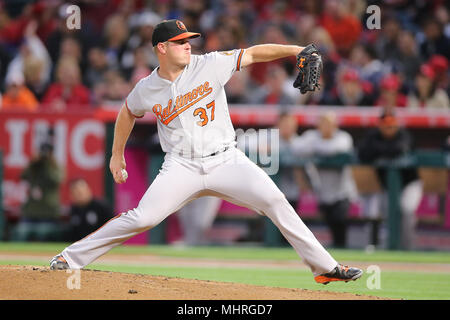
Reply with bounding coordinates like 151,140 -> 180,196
153,81 -> 213,125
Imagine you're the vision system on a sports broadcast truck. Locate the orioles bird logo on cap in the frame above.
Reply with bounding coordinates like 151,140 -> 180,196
176,20 -> 187,31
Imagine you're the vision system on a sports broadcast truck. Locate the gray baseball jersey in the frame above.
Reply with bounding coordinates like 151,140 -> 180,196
126,49 -> 245,158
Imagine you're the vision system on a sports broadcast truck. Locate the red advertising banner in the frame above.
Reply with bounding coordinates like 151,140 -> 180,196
0,111 -> 105,213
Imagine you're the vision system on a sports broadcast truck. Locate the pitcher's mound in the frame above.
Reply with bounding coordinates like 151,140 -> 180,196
0,265 -> 384,300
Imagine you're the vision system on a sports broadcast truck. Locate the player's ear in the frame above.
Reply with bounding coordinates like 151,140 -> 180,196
156,42 -> 167,55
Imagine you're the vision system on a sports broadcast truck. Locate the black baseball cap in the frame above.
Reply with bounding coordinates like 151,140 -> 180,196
152,19 -> 201,47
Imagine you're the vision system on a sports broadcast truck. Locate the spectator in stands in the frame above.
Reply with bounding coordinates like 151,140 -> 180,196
225,68 -> 251,104
0,1 -> 33,47
349,43 -> 385,85
92,0 -> 137,32
205,23 -> 240,52
121,11 -> 161,72
291,111 -> 357,248
307,26 -> 336,59
434,4 -> 450,37
84,45 -> 109,88
67,178 -> 114,242
248,24 -> 291,85
12,142 -> 63,241
32,1 -> 59,45
221,0 -> 255,36
428,54 -> 449,94
255,0 -> 297,40
250,64 -> 295,106
41,56 -> 91,111
45,3 -> 96,70
0,43 -> 12,91
23,55 -> 49,100
6,20 -> 52,97
276,112 -> 303,212
299,26 -> 339,106
443,135 -> 450,152
125,45 -> 152,86
358,111 -> 423,250
58,36 -> 86,77
329,68 -> 374,106
344,0 -> 366,19
296,75 -> 329,106
293,13 -> 318,47
395,30 -> 422,92
93,69 -> 130,108
177,196 -> 222,246
375,74 -> 407,110
374,16 -> 401,62
298,0 -> 322,16
407,64 -> 450,109
103,14 -> 129,68
1,71 -> 38,112
319,0 -> 362,57
419,18 -> 450,61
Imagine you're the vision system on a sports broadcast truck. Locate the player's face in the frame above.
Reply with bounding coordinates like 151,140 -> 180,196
318,117 -> 336,139
166,39 -> 192,67
70,180 -> 92,205
379,123 -> 399,139
278,116 -> 298,140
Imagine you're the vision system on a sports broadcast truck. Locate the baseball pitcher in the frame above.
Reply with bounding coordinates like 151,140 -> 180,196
51,19 -> 362,284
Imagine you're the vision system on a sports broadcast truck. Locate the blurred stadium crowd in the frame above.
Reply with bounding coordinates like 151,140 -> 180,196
0,0 -> 449,112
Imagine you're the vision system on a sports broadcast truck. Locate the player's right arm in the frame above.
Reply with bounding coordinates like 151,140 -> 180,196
110,104 -> 136,184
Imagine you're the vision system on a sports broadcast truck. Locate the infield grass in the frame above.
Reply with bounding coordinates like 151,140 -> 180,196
1,242 -> 449,300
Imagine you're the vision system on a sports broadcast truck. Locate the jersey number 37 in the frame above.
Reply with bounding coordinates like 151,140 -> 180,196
193,101 -> 215,127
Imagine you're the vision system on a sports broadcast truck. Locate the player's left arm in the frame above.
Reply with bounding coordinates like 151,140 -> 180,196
241,43 -> 322,94
240,44 -> 304,68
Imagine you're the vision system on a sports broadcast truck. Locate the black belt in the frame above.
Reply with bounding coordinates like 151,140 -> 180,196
203,146 -> 230,158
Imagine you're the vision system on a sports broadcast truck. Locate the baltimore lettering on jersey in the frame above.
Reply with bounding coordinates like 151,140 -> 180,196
152,81 -> 213,125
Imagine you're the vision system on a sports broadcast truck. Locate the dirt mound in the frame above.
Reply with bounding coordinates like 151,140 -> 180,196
0,265 -> 385,300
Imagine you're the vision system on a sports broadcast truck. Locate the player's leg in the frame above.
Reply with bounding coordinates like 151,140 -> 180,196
59,156 -> 204,269
399,180 -> 423,250
319,200 -> 349,248
177,196 -> 222,245
360,193 -> 383,248
206,148 -> 338,276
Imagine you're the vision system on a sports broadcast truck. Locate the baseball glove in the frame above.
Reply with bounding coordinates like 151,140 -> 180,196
293,44 -> 322,94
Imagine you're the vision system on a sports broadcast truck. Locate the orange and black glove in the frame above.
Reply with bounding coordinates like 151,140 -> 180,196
293,44 -> 322,94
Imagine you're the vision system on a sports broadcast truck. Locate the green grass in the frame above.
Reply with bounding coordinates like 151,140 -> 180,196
1,242 -> 449,263
1,242 -> 449,300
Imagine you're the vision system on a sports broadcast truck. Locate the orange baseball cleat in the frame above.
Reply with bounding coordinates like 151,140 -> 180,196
315,264 -> 363,285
